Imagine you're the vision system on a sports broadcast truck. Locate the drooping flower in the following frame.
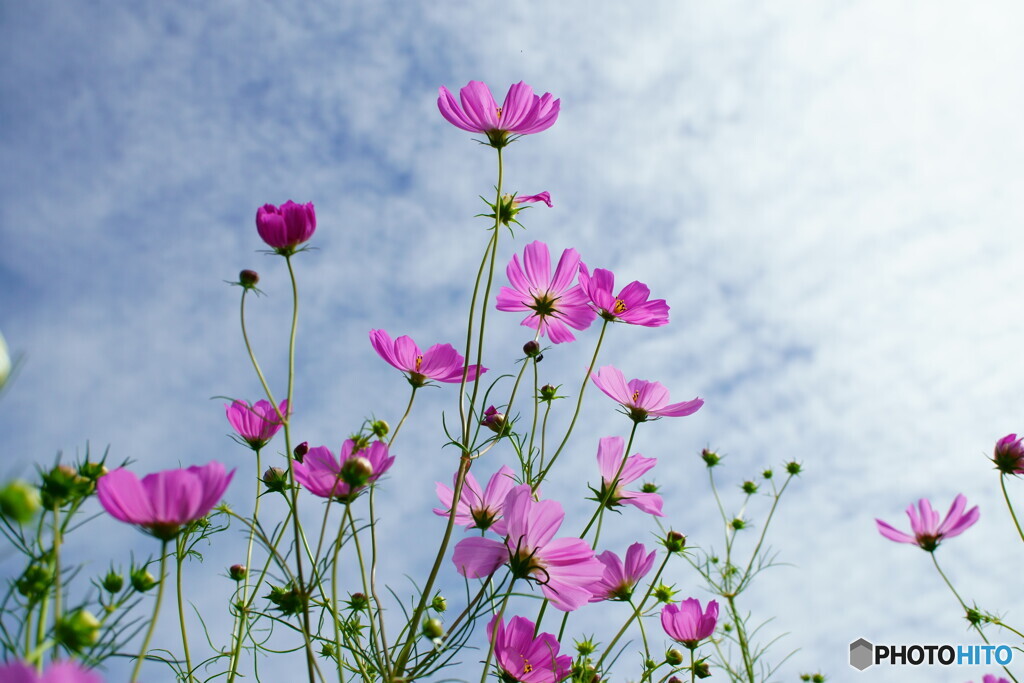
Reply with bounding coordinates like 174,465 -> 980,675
225,399 -> 289,450
490,192 -> 553,228
434,464 -> 517,534
293,440 -> 394,502
0,660 -> 103,683
437,81 -> 560,148
875,494 -> 979,552
992,434 -> 1024,475
593,436 -> 663,516
97,462 -> 234,541
487,615 -> 573,683
577,265 -> 669,327
496,241 -> 596,344
452,485 -> 605,611
590,365 -> 703,422
369,330 -> 486,388
589,542 -> 657,602
661,598 -> 719,649
256,200 -> 316,255
515,192 -> 553,208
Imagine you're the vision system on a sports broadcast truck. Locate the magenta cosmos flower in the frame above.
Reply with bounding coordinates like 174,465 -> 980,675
256,200 -> 316,255
452,484 -> 604,611
591,365 -> 703,422
496,241 -> 596,344
225,399 -> 289,450
589,542 -> 657,602
578,264 -> 669,327
993,434 -> 1024,475
293,440 -> 394,502
369,330 -> 486,388
594,436 -> 663,516
970,676 -> 1011,683
434,464 -> 517,534
97,462 -> 234,541
437,81 -> 560,148
487,615 -> 572,683
661,598 -> 719,649
0,660 -> 103,683
875,494 -> 979,552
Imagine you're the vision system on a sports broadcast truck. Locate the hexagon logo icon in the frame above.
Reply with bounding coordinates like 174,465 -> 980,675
849,638 -> 874,671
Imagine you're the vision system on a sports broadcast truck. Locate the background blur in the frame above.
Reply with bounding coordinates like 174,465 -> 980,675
3,2 -> 1024,681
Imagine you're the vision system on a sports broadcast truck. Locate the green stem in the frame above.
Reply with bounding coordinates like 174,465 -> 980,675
388,387 -> 418,448
690,647 -> 696,683
596,552 -> 672,671
580,420 -> 640,541
176,535 -> 195,682
51,505 -> 61,646
239,288 -> 281,411
1000,474 -> 1024,544
736,475 -> 793,592
131,542 -> 169,683
227,449 -> 263,683
725,594 -> 755,683
535,318 -> 609,486
345,505 -> 386,675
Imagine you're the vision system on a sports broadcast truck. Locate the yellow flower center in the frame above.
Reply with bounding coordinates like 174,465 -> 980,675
613,298 -> 628,314
523,661 -> 533,673
631,390 -> 640,404
496,106 -> 503,119
415,355 -> 423,370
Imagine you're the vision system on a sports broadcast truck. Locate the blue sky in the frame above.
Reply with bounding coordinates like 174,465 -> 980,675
3,2 -> 1024,681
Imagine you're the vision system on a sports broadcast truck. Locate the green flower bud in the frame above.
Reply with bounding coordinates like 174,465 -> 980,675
262,467 -> 288,493
694,658 -> 711,678
229,564 -> 247,581
665,648 -> 684,666
56,609 -> 101,651
130,567 -> 158,593
239,270 -> 260,289
422,617 -> 444,639
662,530 -> 686,553
266,583 -> 306,616
539,384 -> 560,401
785,461 -> 803,475
430,595 -> 447,613
575,638 -> 597,656
741,481 -> 758,495
348,592 -> 369,611
101,568 -> 124,593
762,468 -> 774,479
17,564 -> 54,600
0,480 -> 41,523
371,420 -> 390,439
653,583 -> 677,603
730,517 -> 746,530
340,456 -> 374,487
701,448 -> 721,467
641,481 -> 659,493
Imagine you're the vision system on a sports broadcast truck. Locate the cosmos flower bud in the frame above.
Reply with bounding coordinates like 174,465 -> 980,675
348,592 -> 369,611
993,434 -> 1024,475
762,468 -> 774,479
293,441 -> 309,463
741,481 -> 758,495
731,518 -> 746,531
266,583 -> 306,616
229,564 -> 247,581
263,467 -> 288,493
663,531 -> 686,553
481,406 -> 507,434
55,609 -> 101,651
371,420 -> 390,439
239,269 -> 260,289
17,564 -> 53,599
540,384 -> 559,401
523,340 -> 542,357
101,568 -> 124,593
701,449 -> 720,467
320,643 -> 336,659
422,617 -> 444,639
654,583 -> 677,603
430,595 -> 447,612
665,649 -> 684,666
130,567 -> 157,593
695,659 -> 712,678
785,461 -> 803,475
340,456 -> 374,487
0,480 -> 41,524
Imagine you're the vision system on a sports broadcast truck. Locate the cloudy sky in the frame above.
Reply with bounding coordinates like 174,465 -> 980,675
3,1 -> 1024,681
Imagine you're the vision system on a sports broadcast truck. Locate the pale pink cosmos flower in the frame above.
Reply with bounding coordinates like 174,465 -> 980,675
589,542 -> 657,602
992,434 -> 1024,475
369,330 -> 486,388
452,485 -> 605,611
225,399 -> 289,450
496,241 -> 596,344
293,440 -> 394,503
256,201 -> 316,254
875,494 -> 979,552
0,660 -> 103,683
578,264 -> 669,327
487,615 -> 572,683
594,436 -> 663,516
590,365 -> 703,422
97,462 -> 234,541
661,598 -> 719,648
437,81 -> 560,148
434,464 -> 517,535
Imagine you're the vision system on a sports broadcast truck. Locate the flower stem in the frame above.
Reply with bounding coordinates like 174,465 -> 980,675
51,505 -> 61,646
239,288 -> 280,410
690,647 -> 696,683
580,420 -> 640,542
388,387 -> 418,448
131,542 -> 169,683
1000,474 -> 1024,544
176,535 -> 195,682
227,449 -> 263,683
596,551 -> 672,671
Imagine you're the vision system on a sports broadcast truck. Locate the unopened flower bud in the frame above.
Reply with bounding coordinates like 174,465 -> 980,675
17,564 -> 53,599
481,406 -> 507,435
229,564 -> 247,581
539,384 -> 559,401
340,456 -> 373,487
663,531 -> 686,553
523,341 -> 542,357
422,617 -> 444,639
56,609 -> 101,651
78,461 -> 107,481
665,648 -> 684,666
641,482 -> 659,493
348,592 -> 369,611
320,642 -> 337,659
371,420 -> 390,439
653,583 -> 677,603
785,461 -> 803,475
239,269 -> 260,289
263,467 -> 288,493
701,448 -> 720,467
741,481 -> 758,495
293,442 -> 309,463
575,638 -> 597,656
668,678 -> 682,683
694,659 -> 711,678
762,468 -> 774,479
130,568 -> 157,593
0,480 -> 41,524
644,659 -> 657,671
40,464 -> 88,507
101,569 -> 124,593
430,595 -> 447,612
731,518 -> 746,531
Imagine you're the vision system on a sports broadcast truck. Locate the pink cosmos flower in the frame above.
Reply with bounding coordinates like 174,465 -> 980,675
434,464 -> 517,534
992,434 -> 1024,475
225,399 -> 289,450
487,615 -> 572,683
369,330 -> 486,388
496,241 -> 596,344
452,485 -> 605,611
661,598 -> 719,648
515,192 -> 553,208
594,436 -> 663,516
256,201 -> 316,254
590,365 -> 703,422
875,494 -> 979,552
577,264 -> 669,327
97,462 -> 234,541
969,676 -> 1011,683
0,660 -> 103,683
438,81 -> 560,148
589,542 -> 657,602
293,440 -> 394,502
